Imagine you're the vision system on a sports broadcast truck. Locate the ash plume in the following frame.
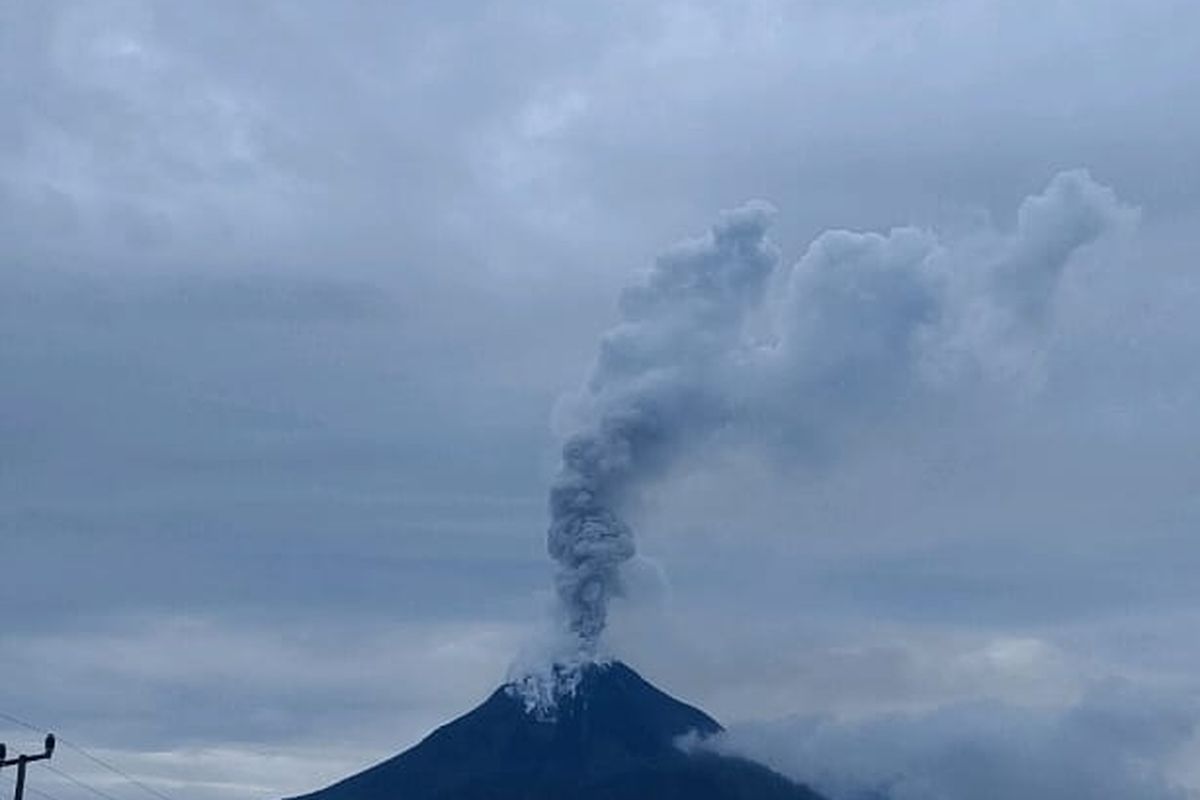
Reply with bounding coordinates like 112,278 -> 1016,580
547,201 -> 781,649
544,170 -> 1133,659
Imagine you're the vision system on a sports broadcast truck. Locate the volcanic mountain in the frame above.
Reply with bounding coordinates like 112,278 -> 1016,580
289,660 -> 825,800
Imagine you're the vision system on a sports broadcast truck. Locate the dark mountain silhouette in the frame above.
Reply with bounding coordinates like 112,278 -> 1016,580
289,660 -> 826,800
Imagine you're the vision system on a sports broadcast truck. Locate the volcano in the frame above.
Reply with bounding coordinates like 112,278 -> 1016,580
289,660 -> 824,800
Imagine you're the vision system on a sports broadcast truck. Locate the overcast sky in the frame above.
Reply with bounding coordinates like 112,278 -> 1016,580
3,2 -> 1200,800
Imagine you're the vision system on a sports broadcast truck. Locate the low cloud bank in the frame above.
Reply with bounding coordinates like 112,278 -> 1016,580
705,681 -> 1198,800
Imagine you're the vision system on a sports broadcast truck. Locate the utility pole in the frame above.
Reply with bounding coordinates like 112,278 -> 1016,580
0,734 -> 56,800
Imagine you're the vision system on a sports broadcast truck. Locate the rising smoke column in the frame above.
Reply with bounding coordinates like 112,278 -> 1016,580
547,201 -> 781,649
544,169 -> 1133,657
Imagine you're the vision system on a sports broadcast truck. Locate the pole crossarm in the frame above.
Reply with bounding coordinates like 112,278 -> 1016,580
0,735 -> 56,800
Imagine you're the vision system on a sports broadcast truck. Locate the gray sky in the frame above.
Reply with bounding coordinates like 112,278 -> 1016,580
2,2 -> 1199,799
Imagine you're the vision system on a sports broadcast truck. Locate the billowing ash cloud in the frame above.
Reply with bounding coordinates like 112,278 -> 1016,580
548,202 -> 781,647
546,170 -> 1134,654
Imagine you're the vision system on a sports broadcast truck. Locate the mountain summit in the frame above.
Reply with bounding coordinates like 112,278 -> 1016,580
289,660 -> 825,800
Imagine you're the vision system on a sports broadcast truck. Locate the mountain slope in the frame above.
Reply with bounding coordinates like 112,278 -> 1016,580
289,661 -> 825,800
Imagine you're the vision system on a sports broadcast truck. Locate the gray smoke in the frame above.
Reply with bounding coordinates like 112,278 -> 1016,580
546,170 -> 1133,654
548,201 -> 781,647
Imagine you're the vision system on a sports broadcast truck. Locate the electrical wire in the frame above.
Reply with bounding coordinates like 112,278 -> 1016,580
44,765 -> 126,800
0,711 -> 41,735
0,711 -> 175,800
44,744 -> 174,800
0,762 -> 71,800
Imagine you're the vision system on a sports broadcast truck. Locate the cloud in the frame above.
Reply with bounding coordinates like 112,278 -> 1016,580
2,4 -> 1199,800
0,614 -> 528,753
707,681 -> 1200,800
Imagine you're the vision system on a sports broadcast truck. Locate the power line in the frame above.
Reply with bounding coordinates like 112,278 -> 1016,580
46,744 -> 173,800
24,782 -> 66,800
0,769 -> 70,800
0,712 -> 175,800
0,730 -> 126,800
0,713 -> 40,735
27,783 -> 67,800
44,765 -> 125,800
1,733 -> 56,800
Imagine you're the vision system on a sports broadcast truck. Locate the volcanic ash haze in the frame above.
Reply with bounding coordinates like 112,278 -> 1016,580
544,169 -> 1134,660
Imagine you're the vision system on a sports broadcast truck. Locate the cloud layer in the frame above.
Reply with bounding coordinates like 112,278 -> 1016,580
4,3 -> 1200,800
710,682 -> 1198,800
